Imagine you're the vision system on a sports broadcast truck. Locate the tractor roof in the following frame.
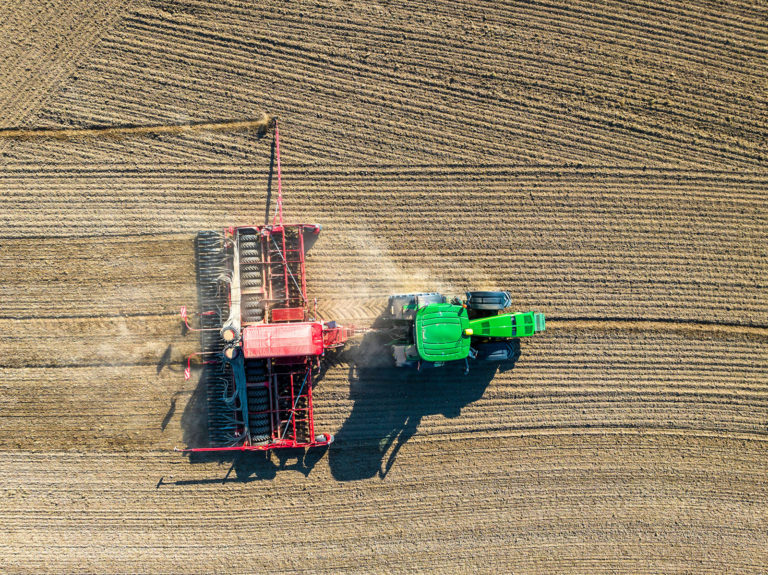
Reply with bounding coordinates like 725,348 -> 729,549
415,303 -> 471,363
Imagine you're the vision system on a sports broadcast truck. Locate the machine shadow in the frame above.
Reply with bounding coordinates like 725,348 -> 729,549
174,446 -> 329,485
327,327 -> 520,481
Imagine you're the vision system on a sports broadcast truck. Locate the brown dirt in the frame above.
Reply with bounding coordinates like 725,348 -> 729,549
0,0 -> 766,573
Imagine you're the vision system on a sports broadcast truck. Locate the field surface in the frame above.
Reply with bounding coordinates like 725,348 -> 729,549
0,0 -> 766,573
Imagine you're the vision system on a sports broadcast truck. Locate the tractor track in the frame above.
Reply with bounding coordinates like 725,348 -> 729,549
0,116 -> 273,141
0,0 -> 766,572
546,318 -> 768,339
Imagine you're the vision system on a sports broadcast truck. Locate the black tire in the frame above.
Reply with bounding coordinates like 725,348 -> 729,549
474,341 -> 520,362
466,291 -> 511,311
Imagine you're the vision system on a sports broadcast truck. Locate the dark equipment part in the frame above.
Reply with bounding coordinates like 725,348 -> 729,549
473,341 -> 521,362
466,291 -> 512,311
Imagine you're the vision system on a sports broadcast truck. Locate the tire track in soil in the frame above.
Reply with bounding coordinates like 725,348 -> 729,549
548,318 -> 768,339
0,116 -> 273,141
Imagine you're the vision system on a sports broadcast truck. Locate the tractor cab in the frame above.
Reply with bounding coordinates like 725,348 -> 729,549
414,303 -> 472,362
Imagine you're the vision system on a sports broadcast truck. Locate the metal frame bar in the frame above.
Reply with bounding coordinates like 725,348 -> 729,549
280,229 -> 290,307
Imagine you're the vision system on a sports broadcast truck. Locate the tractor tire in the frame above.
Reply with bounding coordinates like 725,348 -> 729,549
474,341 -> 521,362
466,291 -> 512,311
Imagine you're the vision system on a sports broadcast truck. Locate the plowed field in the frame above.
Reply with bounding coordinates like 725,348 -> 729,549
1,0 -> 766,573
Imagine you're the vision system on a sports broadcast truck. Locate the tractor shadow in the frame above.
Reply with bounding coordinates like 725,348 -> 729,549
326,328 -> 519,481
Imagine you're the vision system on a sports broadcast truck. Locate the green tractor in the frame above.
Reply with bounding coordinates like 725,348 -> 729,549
383,292 -> 545,373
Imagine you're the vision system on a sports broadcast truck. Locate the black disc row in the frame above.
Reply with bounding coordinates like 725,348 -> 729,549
245,358 -> 272,443
239,232 -> 264,323
196,231 -> 238,446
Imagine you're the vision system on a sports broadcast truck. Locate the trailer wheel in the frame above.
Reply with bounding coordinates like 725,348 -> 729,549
315,434 -> 334,444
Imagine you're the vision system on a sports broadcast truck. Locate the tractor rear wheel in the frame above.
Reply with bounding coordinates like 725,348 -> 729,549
466,291 -> 512,311
474,340 -> 521,362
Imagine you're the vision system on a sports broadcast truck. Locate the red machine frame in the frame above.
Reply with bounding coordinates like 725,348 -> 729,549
181,122 -> 354,453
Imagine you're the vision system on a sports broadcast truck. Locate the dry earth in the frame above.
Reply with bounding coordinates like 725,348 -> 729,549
0,0 -> 766,573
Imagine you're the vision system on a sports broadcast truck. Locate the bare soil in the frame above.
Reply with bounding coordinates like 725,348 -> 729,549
0,0 -> 766,573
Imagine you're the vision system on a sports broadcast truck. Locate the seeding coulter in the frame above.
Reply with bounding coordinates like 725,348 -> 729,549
180,120 -> 545,453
